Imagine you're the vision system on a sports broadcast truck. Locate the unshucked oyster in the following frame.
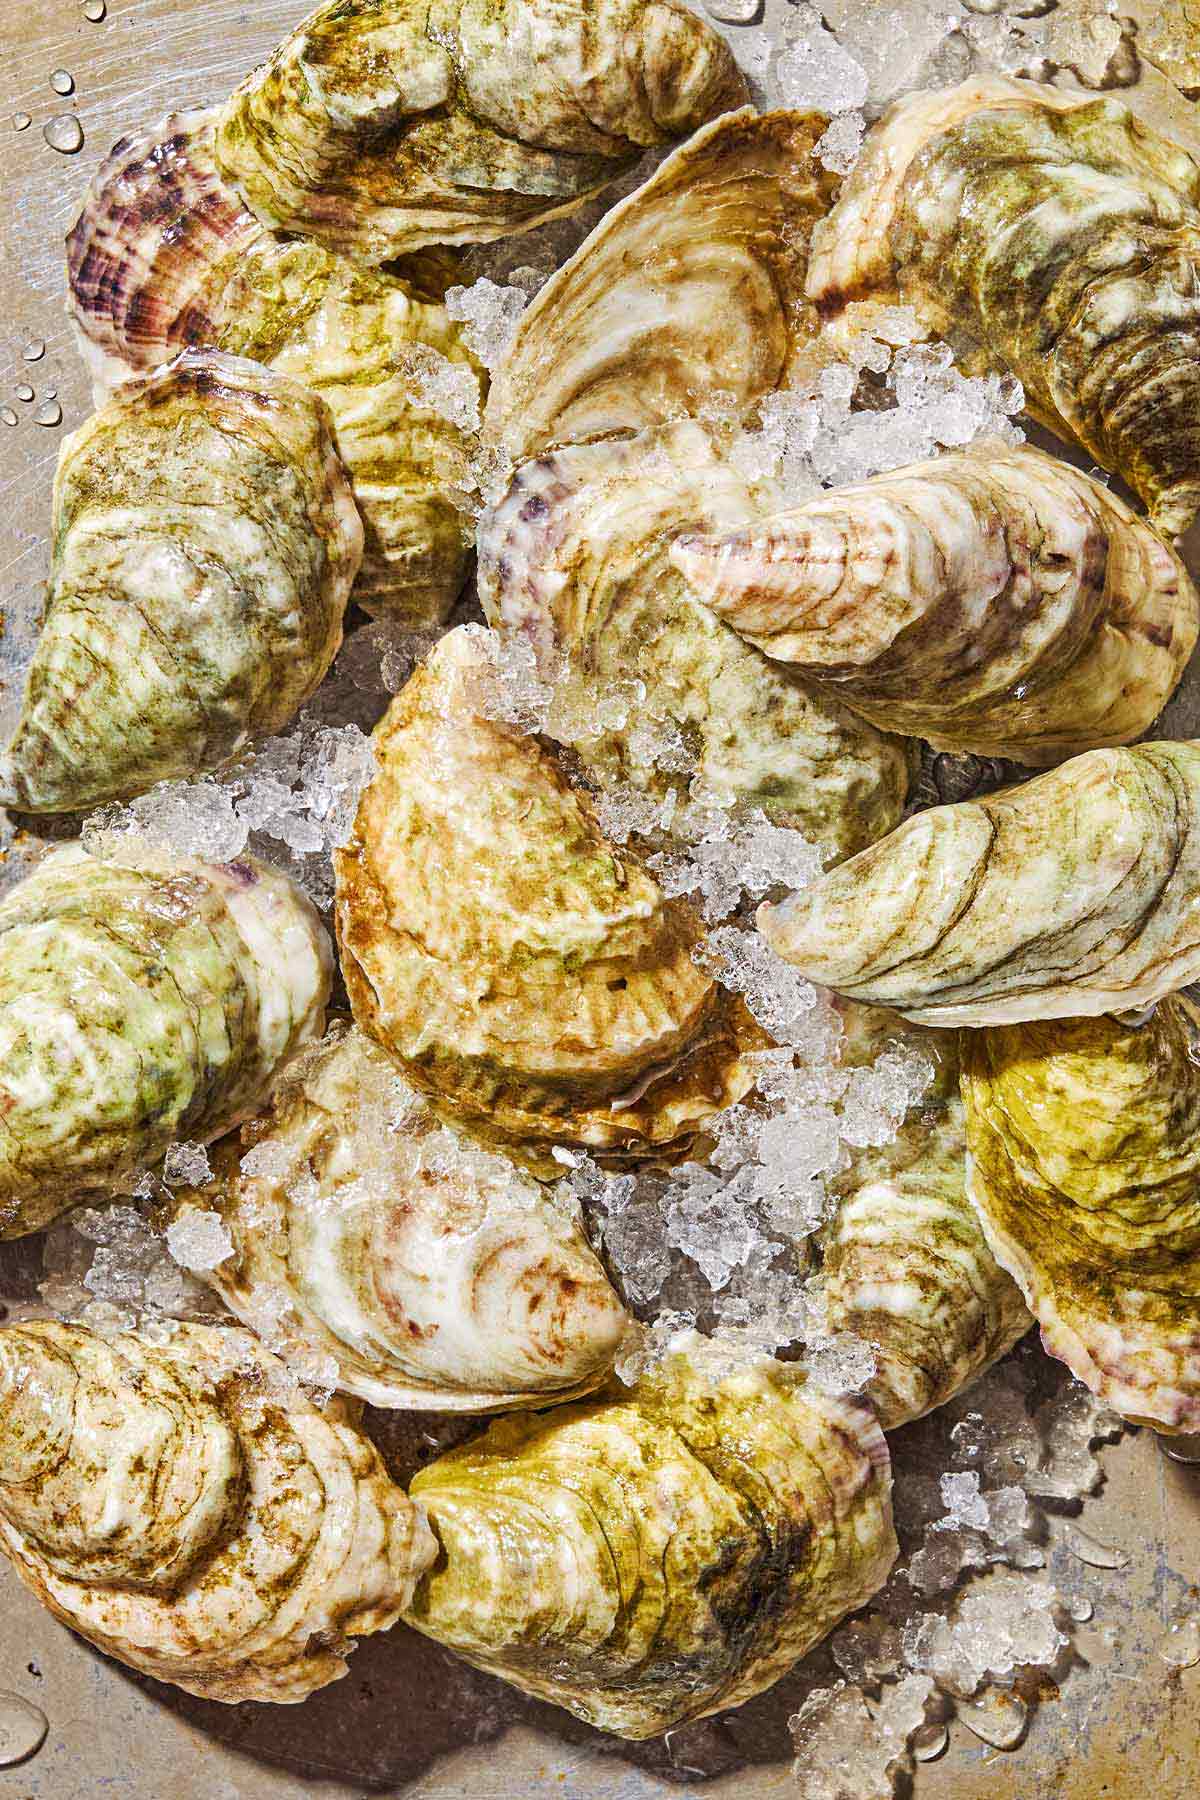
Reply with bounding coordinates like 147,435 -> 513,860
179,1021 -> 630,1409
214,0 -> 748,263
1,351 -> 361,814
402,1332 -> 897,1737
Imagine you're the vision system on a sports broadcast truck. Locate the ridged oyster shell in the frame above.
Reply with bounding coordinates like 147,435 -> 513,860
214,0 -> 747,263
809,75 -> 1200,536
0,1320 -> 434,1702
477,422 -> 914,862
760,742 -> 1200,1027
962,1000 -> 1200,1431
671,444 -> 1198,765
402,1331 -> 897,1738
1,350 -> 361,815
178,1020 -> 630,1409
0,842 -> 331,1239
333,626 -> 764,1171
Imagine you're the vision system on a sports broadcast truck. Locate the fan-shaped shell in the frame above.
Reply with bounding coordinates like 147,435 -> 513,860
0,1321 -> 435,1702
0,842 -> 331,1239
403,1332 -> 897,1737
214,0 -> 747,263
671,444 -> 1198,764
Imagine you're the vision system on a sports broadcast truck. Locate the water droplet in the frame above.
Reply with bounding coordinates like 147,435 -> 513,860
34,401 -> 62,427
0,1693 -> 48,1767
911,1721 -> 948,1762
50,69 -> 74,96
42,388 -> 57,401
0,407 -> 18,428
1158,1432 -> 1200,1465
22,340 -> 45,363
1069,1596 -> 1094,1622
43,113 -> 84,154
14,385 -> 33,403
957,1692 -> 1027,1750
1161,1617 -> 1200,1669
12,113 -> 31,132
1064,1524 -> 1129,1569
83,0 -> 106,17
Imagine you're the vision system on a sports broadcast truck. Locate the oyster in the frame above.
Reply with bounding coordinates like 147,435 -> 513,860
0,1320 -> 435,1701
179,1020 -> 630,1409
333,626 -> 764,1171
760,742 -> 1200,1027
808,75 -> 1200,536
1,350 -> 361,814
214,0 -> 748,263
0,842 -> 331,1239
485,108 -> 835,463
402,1331 -> 897,1737
477,423 -> 914,861
961,1000 -> 1200,1430
671,444 -> 1198,765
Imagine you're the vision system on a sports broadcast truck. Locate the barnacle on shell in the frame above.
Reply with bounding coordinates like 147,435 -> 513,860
961,999 -> 1200,1431
0,842 -> 331,1240
402,1331 -> 897,1737
0,350 -> 361,814
808,75 -> 1200,535
333,625 -> 765,1172
214,0 -> 748,264
671,444 -> 1198,765
477,422 -> 914,862
0,1320 -> 435,1701
179,1020 -> 630,1409
759,741 -> 1200,1027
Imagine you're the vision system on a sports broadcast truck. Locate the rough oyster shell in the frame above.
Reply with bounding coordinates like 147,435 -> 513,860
179,1020 -> 630,1409
0,1320 -> 435,1702
214,0 -> 747,263
961,999 -> 1200,1430
808,75 -> 1200,536
333,625 -> 764,1171
671,444 -> 1198,765
402,1331 -> 897,1737
0,842 -> 331,1239
0,350 -> 361,814
477,422 -> 914,861
485,107 -> 835,463
759,741 -> 1200,1027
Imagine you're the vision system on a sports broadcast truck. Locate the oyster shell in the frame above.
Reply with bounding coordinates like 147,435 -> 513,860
759,741 -> 1200,1027
179,1020 -> 630,1409
333,625 -> 764,1171
1,350 -> 361,814
477,422 -> 914,861
671,444 -> 1198,765
0,1320 -> 435,1701
0,842 -> 331,1239
214,0 -> 748,263
808,75 -> 1200,536
961,999 -> 1200,1431
485,107 -> 835,463
402,1331 -> 897,1737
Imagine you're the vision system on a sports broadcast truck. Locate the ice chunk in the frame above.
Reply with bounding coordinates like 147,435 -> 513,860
822,1 -> 966,104
165,1206 -> 235,1272
82,779 -> 249,862
401,343 -> 482,431
789,1676 -> 933,1800
939,1471 -> 990,1532
650,809 -> 822,924
697,924 -> 820,1044
162,1142 -> 212,1188
444,279 -> 530,370
772,5 -> 870,111
902,1572 -> 1065,1698
815,111 -> 866,176
832,1617 -> 903,1688
1044,0 -> 1123,86
600,1199 -> 672,1307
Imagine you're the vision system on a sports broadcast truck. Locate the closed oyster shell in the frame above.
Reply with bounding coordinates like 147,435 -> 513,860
333,625 -> 764,1171
0,350 -> 361,814
403,1332 -> 897,1738
759,742 -> 1200,1026
485,108 -> 835,463
214,0 -> 747,263
0,842 -> 331,1239
961,999 -> 1200,1430
0,1320 -> 435,1702
808,75 -> 1200,536
671,444 -> 1198,765
477,422 -> 914,861
180,1020 -> 630,1409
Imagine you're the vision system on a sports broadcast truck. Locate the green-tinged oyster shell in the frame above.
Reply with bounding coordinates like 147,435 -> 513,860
179,1020 -> 629,1409
961,1001 -> 1200,1431
402,1331 -> 897,1737
760,742 -> 1200,1027
1,350 -> 361,814
333,625 -> 765,1171
809,75 -> 1200,535
214,0 -> 747,263
485,108 -> 835,463
0,1320 -> 434,1702
0,843 -> 331,1239
477,422 -> 914,862
671,444 -> 1198,765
